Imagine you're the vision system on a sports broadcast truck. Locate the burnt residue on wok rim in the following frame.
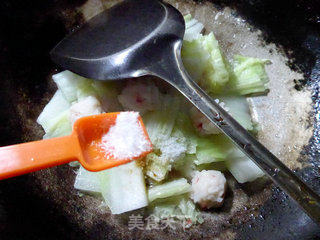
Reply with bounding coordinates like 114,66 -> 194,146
0,0 -> 320,239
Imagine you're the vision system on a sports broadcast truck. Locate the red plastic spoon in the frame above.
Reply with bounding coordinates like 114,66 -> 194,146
0,112 -> 152,180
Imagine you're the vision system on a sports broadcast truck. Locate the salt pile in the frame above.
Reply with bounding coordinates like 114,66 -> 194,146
100,112 -> 152,159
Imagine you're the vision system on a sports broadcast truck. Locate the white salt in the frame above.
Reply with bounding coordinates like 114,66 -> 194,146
100,112 -> 152,159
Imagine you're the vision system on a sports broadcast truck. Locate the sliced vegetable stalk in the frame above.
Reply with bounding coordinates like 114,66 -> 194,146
220,96 -> 254,131
145,102 -> 195,182
43,110 -> 72,139
99,161 -> 148,214
92,81 -> 123,112
184,14 -> 204,41
37,90 -> 70,133
195,135 -> 231,165
74,166 -> 101,194
182,32 -> 230,94
53,70 -> 96,103
174,154 -> 197,180
143,95 -> 179,147
226,148 -> 264,183
229,55 -> 270,95
150,195 -> 203,226
145,153 -> 170,182
69,95 -> 103,125
148,178 -> 191,202
145,111 -> 192,182
173,112 -> 198,154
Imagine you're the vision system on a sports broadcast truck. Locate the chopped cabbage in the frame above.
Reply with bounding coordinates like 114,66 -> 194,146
92,81 -> 123,112
52,70 -> 95,103
143,107 -> 176,147
143,94 -> 180,147
69,96 -> 103,125
172,113 -> 198,154
91,81 -> 120,99
226,148 -> 264,183
174,154 -> 197,180
144,136 -> 187,182
221,96 -> 253,131
195,135 -> 231,165
144,103 -> 197,182
43,110 -> 72,139
37,90 -> 70,133
74,166 -> 101,193
230,55 -> 270,95
150,195 -> 203,226
184,14 -> 204,41
148,178 -> 191,202
99,161 -> 148,214
145,153 -> 170,182
182,33 -> 230,94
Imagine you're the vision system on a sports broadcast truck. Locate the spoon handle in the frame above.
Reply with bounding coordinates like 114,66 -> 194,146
152,44 -> 320,224
0,135 -> 78,180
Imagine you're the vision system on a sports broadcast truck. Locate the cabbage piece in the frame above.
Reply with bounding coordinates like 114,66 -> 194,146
195,135 -> 232,165
76,81 -> 97,101
173,113 -> 198,154
43,110 -> 72,139
226,148 -> 264,183
69,95 -> 103,125
221,96 -> 253,131
145,137 -> 187,182
184,14 -> 204,41
91,81 -> 120,99
149,195 -> 203,226
148,178 -> 191,202
143,95 -> 179,146
230,55 -> 270,95
74,166 -> 101,193
144,97 -> 186,182
37,90 -> 70,133
143,110 -> 174,147
52,70 -> 95,103
182,32 -> 230,94
182,40 -> 208,84
145,153 -> 170,182
174,154 -> 197,180
98,161 -> 148,214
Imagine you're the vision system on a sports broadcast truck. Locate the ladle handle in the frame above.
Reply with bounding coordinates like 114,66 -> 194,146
0,135 -> 78,180
151,42 -> 320,224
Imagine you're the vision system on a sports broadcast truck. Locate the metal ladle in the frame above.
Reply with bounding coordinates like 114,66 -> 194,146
50,0 -> 320,223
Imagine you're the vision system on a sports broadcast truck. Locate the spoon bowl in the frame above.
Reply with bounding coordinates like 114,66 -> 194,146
74,112 -> 151,171
50,0 -> 184,80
